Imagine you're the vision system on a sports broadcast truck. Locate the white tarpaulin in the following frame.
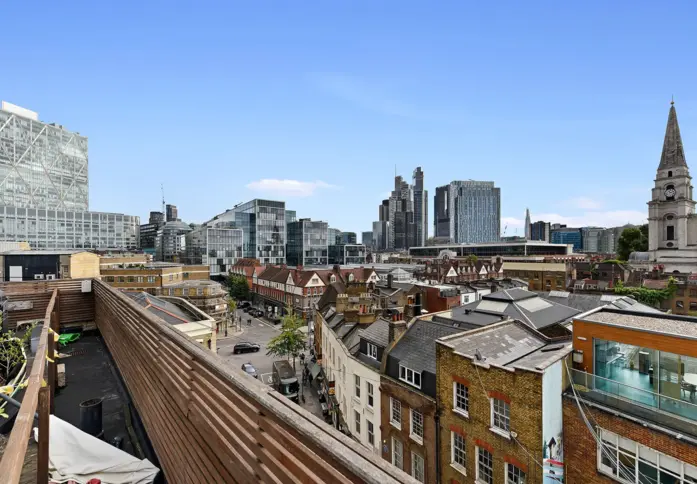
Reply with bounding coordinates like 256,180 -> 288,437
34,416 -> 159,484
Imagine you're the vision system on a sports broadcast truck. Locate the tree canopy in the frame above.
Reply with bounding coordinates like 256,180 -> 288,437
228,274 -> 250,300
266,307 -> 307,370
613,277 -> 677,306
617,224 -> 648,261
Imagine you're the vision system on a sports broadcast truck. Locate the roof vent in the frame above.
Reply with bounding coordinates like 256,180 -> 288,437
541,344 -> 566,352
474,348 -> 486,362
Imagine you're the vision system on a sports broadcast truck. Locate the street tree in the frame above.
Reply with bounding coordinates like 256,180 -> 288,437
266,306 -> 306,371
228,275 -> 250,300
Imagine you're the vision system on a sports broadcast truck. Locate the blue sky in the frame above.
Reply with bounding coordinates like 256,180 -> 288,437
2,1 -> 697,238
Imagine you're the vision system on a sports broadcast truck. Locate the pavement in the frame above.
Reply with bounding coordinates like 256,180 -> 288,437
217,309 -> 326,421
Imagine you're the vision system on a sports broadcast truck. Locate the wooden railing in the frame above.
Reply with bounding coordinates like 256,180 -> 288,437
0,288 -> 58,483
93,279 -> 416,483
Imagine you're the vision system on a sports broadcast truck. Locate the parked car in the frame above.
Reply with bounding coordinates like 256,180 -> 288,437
241,362 -> 258,378
232,342 -> 261,354
243,306 -> 253,313
251,309 -> 264,318
238,301 -> 251,309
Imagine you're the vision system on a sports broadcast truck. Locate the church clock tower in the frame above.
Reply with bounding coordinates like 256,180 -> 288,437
648,101 -> 697,272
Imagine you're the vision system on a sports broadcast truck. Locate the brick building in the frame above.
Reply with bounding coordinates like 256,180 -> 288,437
381,318 -> 467,483
565,308 -> 697,483
436,320 -> 571,484
229,258 -> 262,288
502,262 -> 570,291
413,257 -> 503,284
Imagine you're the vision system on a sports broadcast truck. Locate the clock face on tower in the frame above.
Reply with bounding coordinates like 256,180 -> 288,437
665,187 -> 677,198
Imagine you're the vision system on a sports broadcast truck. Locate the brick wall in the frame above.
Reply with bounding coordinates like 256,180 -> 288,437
380,377 -> 438,484
436,343 -> 545,484
563,396 -> 697,483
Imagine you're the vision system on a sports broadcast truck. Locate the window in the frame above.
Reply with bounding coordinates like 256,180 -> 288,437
355,375 -> 361,399
691,301 -> 697,311
667,225 -> 675,241
169,274 -> 173,281
367,421 -> 374,446
367,382 -> 374,408
476,447 -> 493,484
390,397 -> 401,428
391,438 -> 403,469
148,276 -> 156,283
677,300 -> 684,309
453,382 -> 469,416
451,432 -> 466,473
597,427 -> 697,484
366,342 -> 378,359
399,365 -> 422,388
668,170 -> 673,177
506,463 -> 526,484
491,398 -> 510,435
354,410 -> 360,435
411,452 -> 425,483
410,409 -> 424,443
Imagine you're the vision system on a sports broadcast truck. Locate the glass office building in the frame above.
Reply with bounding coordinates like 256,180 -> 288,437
0,102 -> 89,211
451,181 -> 500,244
0,205 -> 139,249
329,243 -> 367,265
551,228 -> 583,251
186,225 -> 243,276
155,221 -> 191,262
286,219 -> 328,266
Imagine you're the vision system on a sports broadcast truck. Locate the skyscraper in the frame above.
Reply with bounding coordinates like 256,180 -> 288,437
412,167 -> 428,246
434,185 -> 450,239
434,180 -> 501,244
524,208 -> 531,240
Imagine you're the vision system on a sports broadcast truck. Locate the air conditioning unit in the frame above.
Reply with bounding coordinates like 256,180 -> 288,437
46,274 -> 56,280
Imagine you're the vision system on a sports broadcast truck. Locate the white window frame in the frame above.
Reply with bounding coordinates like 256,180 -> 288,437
410,408 -> 424,444
390,397 -> 401,429
392,437 -> 403,469
367,420 -> 374,446
367,342 -> 378,359
411,451 -> 425,483
354,375 -> 361,400
354,410 -> 361,435
505,462 -> 526,484
399,364 -> 422,389
453,381 -> 469,417
450,431 -> 466,476
367,381 -> 374,408
490,398 -> 511,438
476,446 -> 494,484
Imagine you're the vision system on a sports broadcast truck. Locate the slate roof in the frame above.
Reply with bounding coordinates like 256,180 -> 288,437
357,318 -> 391,347
437,289 -> 580,330
389,319 -> 466,374
659,102 -> 687,169
124,291 -> 201,325
439,319 -> 571,372
538,291 -> 661,314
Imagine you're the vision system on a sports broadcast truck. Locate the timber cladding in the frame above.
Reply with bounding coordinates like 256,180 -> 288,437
92,279 -> 414,484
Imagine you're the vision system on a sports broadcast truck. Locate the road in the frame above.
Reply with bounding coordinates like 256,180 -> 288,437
217,309 -> 326,420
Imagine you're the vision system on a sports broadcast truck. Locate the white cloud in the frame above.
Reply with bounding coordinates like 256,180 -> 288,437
502,210 -> 647,231
246,179 -> 338,198
567,197 -> 603,210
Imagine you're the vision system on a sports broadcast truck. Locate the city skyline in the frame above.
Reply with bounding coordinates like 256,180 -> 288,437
3,2 -> 694,236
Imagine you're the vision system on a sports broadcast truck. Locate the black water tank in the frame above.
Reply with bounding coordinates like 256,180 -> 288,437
79,398 -> 104,439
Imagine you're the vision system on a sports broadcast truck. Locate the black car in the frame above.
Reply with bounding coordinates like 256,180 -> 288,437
243,306 -> 253,313
251,309 -> 264,318
232,342 -> 261,354
238,301 -> 251,309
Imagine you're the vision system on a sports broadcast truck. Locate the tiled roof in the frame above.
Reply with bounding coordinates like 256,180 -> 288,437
389,319 -> 466,374
357,318 -> 391,347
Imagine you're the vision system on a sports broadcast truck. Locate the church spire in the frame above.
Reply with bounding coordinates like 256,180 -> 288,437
658,100 -> 687,169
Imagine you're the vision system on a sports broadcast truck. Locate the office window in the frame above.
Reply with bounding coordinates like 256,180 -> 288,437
491,398 -> 510,434
355,375 -> 361,399
506,463 -> 526,484
399,365 -> 422,388
354,410 -> 361,435
477,447 -> 493,484
451,432 -> 466,471
390,397 -> 401,428
367,382 -> 374,407
454,381 -> 469,415
392,438 -> 403,469
367,342 -> 378,359
367,421 -> 374,446
411,452 -> 425,483
410,409 -> 423,443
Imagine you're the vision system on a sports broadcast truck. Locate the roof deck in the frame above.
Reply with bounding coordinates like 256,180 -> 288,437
0,279 -> 417,483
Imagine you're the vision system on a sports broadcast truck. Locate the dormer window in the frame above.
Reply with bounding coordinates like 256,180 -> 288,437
348,274 -> 354,282
399,364 -> 422,388
330,274 -> 336,283
366,342 -> 378,359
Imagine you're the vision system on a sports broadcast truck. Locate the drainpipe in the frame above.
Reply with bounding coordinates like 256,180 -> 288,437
435,405 -> 442,484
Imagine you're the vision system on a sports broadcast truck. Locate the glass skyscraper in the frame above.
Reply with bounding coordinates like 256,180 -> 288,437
186,224 -> 243,275
450,181 -> 501,244
286,218 -> 328,266
0,101 -> 139,249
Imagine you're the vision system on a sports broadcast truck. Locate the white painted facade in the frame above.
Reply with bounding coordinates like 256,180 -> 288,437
321,318 -> 382,454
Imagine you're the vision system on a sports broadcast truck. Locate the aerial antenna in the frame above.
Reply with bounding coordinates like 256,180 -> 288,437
161,183 -> 165,215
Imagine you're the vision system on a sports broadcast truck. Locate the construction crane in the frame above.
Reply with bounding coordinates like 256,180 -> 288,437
502,224 -> 508,237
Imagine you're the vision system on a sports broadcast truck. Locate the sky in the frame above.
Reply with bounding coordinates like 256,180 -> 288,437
2,1 -> 697,238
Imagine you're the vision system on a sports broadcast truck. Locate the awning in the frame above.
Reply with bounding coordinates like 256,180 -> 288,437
309,362 -> 322,379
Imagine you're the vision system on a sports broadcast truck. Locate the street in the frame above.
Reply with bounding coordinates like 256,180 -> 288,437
217,309 -> 325,420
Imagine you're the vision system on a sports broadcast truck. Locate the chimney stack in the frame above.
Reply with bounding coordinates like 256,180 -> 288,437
388,319 -> 407,344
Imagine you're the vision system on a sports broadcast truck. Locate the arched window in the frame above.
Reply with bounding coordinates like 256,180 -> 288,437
668,170 -> 673,177
330,274 -> 336,283
348,274 -> 354,282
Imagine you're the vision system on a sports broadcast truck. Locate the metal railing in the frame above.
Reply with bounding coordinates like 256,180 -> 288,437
570,368 -> 697,423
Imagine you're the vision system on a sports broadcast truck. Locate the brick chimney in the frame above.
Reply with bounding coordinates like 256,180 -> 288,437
388,319 -> 407,344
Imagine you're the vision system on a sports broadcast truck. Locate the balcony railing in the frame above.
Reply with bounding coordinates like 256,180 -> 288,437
570,369 -> 697,427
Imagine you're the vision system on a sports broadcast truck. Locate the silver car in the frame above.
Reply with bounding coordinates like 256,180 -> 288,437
241,362 -> 258,378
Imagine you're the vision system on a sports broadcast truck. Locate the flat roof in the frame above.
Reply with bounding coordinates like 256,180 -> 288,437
410,241 -> 571,249
578,308 -> 697,340
1,249 -> 90,256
